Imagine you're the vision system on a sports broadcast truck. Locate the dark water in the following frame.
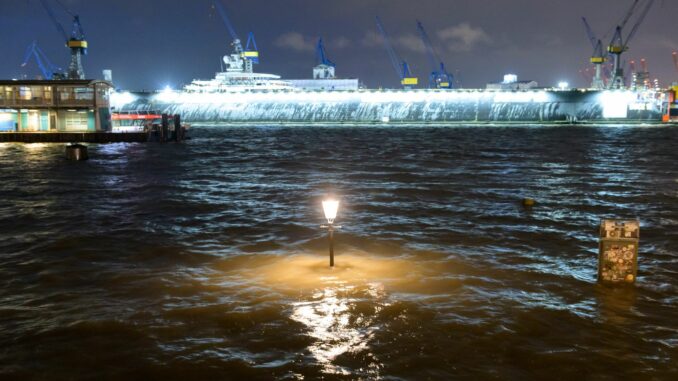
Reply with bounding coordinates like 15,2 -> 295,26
1,126 -> 677,380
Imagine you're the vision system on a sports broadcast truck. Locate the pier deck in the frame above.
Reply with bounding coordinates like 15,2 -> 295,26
0,132 -> 148,143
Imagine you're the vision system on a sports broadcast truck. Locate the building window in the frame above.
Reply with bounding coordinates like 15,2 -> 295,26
19,87 -> 32,100
75,88 -> 94,101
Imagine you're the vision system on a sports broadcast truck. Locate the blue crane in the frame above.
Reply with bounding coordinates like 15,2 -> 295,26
21,40 -> 64,80
38,0 -> 87,79
212,0 -> 243,52
244,32 -> 259,64
212,0 -> 258,70
316,38 -> 335,68
416,21 -> 453,89
375,16 -> 418,88
313,38 -> 336,79
581,17 -> 606,88
607,0 -> 655,88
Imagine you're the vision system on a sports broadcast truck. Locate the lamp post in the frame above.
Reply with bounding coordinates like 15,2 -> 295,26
321,200 -> 340,267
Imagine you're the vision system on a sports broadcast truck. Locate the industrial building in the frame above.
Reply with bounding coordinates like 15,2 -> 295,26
0,79 -> 113,132
287,38 -> 361,91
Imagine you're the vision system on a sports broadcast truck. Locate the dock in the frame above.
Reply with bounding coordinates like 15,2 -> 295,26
0,132 -> 148,143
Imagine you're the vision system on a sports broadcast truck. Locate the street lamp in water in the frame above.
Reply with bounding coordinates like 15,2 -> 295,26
321,199 -> 340,267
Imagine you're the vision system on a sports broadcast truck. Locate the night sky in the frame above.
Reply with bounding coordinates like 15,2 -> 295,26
1,0 -> 676,90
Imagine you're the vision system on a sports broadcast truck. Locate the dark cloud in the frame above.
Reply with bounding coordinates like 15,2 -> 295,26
275,32 -> 315,52
1,0 -> 676,89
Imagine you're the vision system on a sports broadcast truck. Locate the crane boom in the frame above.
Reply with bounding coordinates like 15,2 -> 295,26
212,0 -> 242,52
619,0 -> 641,31
581,17 -> 606,57
416,21 -> 452,89
375,16 -> 417,88
623,0 -> 654,49
21,41 -> 63,80
417,21 -> 440,73
375,17 -> 402,79
582,17 -> 598,50
316,38 -> 335,67
39,0 -> 68,42
243,32 -> 259,64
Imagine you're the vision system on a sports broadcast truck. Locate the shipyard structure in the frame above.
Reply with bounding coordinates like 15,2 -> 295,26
110,40 -> 668,124
110,0 -> 672,125
11,0 -> 676,127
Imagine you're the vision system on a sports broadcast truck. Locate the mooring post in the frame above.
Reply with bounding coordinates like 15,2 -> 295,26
598,219 -> 640,284
173,114 -> 181,142
161,114 -> 169,143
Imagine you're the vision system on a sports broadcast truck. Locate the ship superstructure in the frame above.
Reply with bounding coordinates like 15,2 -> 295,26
183,50 -> 294,93
184,1 -> 294,92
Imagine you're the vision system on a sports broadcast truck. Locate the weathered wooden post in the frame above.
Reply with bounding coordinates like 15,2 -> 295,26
173,114 -> 181,142
161,114 -> 169,143
65,143 -> 88,161
598,220 -> 639,284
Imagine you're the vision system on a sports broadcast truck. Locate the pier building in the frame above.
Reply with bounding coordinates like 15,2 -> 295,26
0,79 -> 113,132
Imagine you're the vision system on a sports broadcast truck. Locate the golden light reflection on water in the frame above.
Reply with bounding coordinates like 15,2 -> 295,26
227,253 -> 431,376
290,280 -> 387,376
23,143 -> 50,153
246,253 -> 431,290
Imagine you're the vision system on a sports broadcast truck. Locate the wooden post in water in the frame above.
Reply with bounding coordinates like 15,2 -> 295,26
173,114 -> 181,142
598,220 -> 639,284
161,114 -> 169,143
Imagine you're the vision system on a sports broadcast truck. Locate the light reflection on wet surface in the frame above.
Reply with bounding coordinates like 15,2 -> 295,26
0,126 -> 677,380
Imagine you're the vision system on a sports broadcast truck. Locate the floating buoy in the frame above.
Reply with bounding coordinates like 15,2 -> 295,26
65,144 -> 88,161
522,198 -> 536,207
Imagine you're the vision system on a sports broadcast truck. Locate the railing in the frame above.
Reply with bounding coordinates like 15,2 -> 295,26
57,98 -> 96,107
0,97 -> 55,107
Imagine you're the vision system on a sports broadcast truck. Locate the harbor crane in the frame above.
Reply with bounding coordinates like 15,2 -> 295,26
607,0 -> 655,89
38,0 -> 87,79
375,16 -> 418,89
581,17 -> 607,89
316,38 -> 335,68
212,0 -> 258,72
416,21 -> 453,89
21,40 -> 64,80
244,32 -> 259,64
313,38 -> 336,79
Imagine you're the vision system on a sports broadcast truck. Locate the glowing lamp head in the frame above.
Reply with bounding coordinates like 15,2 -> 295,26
322,200 -> 339,224
558,81 -> 569,90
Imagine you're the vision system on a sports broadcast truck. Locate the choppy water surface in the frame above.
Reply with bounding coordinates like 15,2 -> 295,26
1,125 -> 677,380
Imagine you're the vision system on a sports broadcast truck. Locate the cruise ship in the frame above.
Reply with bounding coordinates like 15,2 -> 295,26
111,36 -> 671,125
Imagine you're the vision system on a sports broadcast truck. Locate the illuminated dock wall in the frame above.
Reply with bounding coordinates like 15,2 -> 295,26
112,89 -> 664,123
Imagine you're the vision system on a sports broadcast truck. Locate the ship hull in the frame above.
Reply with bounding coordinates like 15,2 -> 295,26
112,89 -> 665,124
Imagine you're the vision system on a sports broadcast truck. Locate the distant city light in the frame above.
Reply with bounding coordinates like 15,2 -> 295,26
503,74 -> 518,84
600,91 -> 634,118
158,86 -> 177,102
558,81 -> 569,90
110,91 -> 137,108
